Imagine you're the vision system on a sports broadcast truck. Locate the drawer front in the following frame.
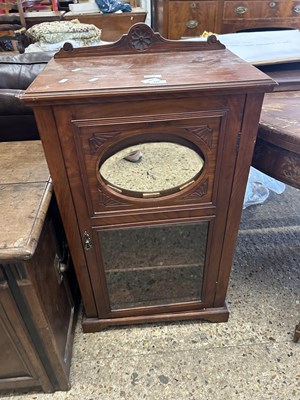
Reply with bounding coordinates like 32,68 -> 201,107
168,1 -> 218,39
223,0 -> 300,19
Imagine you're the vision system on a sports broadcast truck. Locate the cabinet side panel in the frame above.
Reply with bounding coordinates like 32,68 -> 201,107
33,106 -> 97,317
0,280 -> 52,393
25,216 -> 76,390
214,93 -> 265,306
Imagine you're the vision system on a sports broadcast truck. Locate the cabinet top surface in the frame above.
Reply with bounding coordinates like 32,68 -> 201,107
24,49 -> 274,102
0,141 -> 52,261
0,141 -> 49,185
23,24 -> 274,103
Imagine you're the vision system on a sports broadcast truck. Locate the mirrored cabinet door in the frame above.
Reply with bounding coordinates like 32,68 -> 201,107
98,221 -> 209,310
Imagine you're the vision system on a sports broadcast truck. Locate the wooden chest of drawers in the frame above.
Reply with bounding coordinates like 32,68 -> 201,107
165,1 -> 220,39
153,0 -> 300,39
23,23 -> 274,332
222,0 -> 300,32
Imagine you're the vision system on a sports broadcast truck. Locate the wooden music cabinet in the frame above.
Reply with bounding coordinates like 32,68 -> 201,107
23,23 -> 274,332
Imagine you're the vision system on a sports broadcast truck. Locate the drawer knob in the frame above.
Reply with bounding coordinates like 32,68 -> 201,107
186,19 -> 199,29
190,2 -> 198,8
294,4 -> 300,12
234,5 -> 248,14
269,1 -> 277,7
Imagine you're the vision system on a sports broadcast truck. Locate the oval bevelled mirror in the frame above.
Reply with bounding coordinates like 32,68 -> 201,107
99,141 -> 205,198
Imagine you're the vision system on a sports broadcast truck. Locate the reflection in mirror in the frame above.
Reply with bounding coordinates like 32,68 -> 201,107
99,141 -> 204,198
98,221 -> 209,310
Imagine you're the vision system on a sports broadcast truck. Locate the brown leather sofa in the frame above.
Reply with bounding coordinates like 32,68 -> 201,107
0,51 -> 55,141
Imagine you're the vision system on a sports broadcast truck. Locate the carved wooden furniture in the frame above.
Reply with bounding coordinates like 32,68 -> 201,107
152,0 -> 300,39
253,62 -> 300,342
0,141 -> 77,393
23,23 -> 274,332
63,8 -> 147,41
253,91 -> 300,189
251,89 -> 300,343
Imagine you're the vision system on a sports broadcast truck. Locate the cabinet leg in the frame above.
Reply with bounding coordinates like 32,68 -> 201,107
293,322 -> 300,343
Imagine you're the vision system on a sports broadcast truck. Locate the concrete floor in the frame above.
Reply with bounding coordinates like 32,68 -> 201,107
3,186 -> 300,400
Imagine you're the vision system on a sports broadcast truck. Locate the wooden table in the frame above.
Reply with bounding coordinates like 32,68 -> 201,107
205,33 -> 300,342
253,91 -> 300,190
252,64 -> 300,343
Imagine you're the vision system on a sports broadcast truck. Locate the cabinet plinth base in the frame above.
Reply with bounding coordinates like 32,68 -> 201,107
294,323 -> 300,343
82,304 -> 229,332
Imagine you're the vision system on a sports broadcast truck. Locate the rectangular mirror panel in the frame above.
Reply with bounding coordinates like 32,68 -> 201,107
98,221 -> 208,310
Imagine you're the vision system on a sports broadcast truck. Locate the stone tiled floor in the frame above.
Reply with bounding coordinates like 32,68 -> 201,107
2,186 -> 300,400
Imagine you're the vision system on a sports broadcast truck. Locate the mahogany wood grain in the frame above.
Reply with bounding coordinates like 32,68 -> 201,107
23,23 -> 274,331
0,141 -> 78,393
82,305 -> 229,332
0,284 -> 52,392
215,92 -> 265,306
33,107 -> 98,316
251,70 -> 300,343
152,0 -> 300,39
24,11 -> 65,29
258,62 -> 300,92
167,1 -> 219,40
253,91 -> 300,189
63,8 -> 147,42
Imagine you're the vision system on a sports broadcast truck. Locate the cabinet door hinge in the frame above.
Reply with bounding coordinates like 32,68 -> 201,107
83,231 -> 93,251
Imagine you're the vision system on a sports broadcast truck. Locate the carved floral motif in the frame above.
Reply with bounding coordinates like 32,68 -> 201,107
88,132 -> 120,154
129,25 -> 154,51
98,188 -> 128,207
281,156 -> 300,184
184,126 -> 213,148
183,178 -> 209,200
207,35 -> 218,45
